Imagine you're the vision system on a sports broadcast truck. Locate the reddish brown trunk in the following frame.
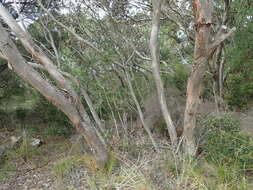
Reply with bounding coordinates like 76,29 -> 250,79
183,0 -> 235,155
183,0 -> 212,155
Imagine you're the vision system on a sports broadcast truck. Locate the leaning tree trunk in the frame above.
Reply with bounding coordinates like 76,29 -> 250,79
183,0 -> 236,155
150,0 -> 178,149
0,4 -> 108,164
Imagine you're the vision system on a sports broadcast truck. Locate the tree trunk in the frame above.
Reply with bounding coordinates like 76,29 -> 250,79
183,0 -> 212,155
183,0 -> 235,155
0,8 -> 108,165
150,0 -> 178,149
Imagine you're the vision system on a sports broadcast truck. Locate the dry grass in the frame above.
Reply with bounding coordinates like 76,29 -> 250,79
1,114 -> 253,190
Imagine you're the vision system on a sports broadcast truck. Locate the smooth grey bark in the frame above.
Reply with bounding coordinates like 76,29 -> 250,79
0,4 -> 108,164
150,0 -> 178,149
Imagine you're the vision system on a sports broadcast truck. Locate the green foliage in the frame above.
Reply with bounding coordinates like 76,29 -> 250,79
104,152 -> 119,175
179,159 -> 250,190
225,75 -> 253,109
162,63 -> 190,93
52,155 -> 84,178
86,71 -> 152,121
201,115 -> 253,177
43,122 -> 73,137
171,64 -> 189,92
15,123 -> 40,136
0,162 -> 16,181
0,71 -> 27,105
0,109 -> 9,128
225,21 -> 253,109
153,119 -> 167,134
53,154 -> 106,179
15,108 -> 28,121
33,96 -> 73,136
7,132 -> 39,162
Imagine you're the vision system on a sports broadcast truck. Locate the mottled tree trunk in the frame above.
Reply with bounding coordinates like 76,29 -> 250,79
183,0 -> 213,155
183,0 -> 235,155
0,4 -> 108,164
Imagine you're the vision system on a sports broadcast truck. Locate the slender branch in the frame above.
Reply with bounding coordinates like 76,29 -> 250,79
40,20 -> 61,67
37,1 -> 101,53
126,71 -> 159,152
207,26 -> 236,59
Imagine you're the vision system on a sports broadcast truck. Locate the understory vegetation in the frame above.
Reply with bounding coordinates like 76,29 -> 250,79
1,69 -> 253,189
1,110 -> 253,189
0,0 -> 253,189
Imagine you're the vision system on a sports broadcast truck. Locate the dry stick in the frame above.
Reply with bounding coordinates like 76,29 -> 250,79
125,71 -> 159,152
150,0 -> 178,149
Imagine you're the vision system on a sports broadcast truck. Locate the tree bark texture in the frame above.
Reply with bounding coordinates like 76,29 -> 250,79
183,0 -> 213,155
0,4 -> 108,164
150,0 -> 178,149
183,0 -> 235,155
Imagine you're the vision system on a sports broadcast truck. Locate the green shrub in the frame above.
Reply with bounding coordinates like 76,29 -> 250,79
15,108 -> 28,121
104,152 -> 119,175
44,122 -> 73,137
33,96 -> 73,136
52,155 -> 82,178
225,75 -> 253,110
34,98 -> 70,125
200,114 -> 253,176
0,109 -> 9,127
7,132 -> 39,161
225,21 -> 253,110
171,63 -> 189,92
162,63 -> 190,93
0,162 -> 16,181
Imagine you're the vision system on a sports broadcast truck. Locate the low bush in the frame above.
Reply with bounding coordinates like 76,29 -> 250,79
200,114 -> 253,177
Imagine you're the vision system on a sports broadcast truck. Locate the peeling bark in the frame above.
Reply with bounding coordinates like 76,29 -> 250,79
183,0 -> 235,156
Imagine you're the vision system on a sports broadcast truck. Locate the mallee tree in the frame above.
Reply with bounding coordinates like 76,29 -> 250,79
0,3 -> 108,164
